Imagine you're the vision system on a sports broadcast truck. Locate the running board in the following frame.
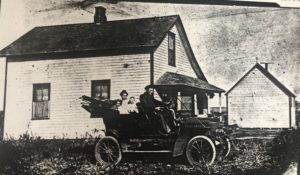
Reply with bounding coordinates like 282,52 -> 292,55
122,150 -> 173,153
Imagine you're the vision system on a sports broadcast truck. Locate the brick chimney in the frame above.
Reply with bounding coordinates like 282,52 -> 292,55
261,62 -> 273,71
264,63 -> 269,71
94,6 -> 107,25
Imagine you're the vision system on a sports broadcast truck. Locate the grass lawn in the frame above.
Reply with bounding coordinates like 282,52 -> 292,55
0,129 -> 299,175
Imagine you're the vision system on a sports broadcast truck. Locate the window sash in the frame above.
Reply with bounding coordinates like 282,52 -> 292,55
168,32 -> 176,66
33,101 -> 50,119
180,96 -> 193,111
33,84 -> 50,102
169,35 -> 174,50
32,83 -> 50,119
92,80 -> 110,99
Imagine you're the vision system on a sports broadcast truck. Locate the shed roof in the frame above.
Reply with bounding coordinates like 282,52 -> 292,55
225,63 -> 296,97
0,15 -> 179,57
155,72 -> 225,93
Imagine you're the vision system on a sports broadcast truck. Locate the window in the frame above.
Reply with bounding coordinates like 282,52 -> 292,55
168,32 -> 176,66
180,96 -> 193,111
32,83 -> 50,119
91,80 -> 110,99
197,93 -> 207,114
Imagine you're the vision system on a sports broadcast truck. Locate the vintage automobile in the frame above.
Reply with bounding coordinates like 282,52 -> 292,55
80,85 -> 232,167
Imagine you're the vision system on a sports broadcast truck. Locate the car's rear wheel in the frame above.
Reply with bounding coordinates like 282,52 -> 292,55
186,135 -> 216,166
95,136 -> 122,167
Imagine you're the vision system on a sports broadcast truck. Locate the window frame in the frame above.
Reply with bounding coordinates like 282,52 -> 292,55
32,83 -> 51,120
168,32 -> 176,67
91,80 -> 111,100
91,80 -> 111,118
179,95 -> 194,112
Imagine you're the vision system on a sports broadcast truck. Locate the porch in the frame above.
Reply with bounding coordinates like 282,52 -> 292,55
154,72 -> 225,117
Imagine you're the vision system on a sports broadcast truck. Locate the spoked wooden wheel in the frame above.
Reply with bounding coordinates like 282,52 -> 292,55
95,136 -> 122,167
186,135 -> 216,166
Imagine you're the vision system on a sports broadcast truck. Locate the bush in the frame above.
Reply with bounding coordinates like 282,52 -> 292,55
269,129 -> 300,168
0,133 -> 100,174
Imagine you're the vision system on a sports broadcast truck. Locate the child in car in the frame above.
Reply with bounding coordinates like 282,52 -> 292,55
128,97 -> 139,113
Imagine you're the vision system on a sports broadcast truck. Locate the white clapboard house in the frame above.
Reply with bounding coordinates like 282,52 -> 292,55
226,63 -> 296,128
0,7 -> 224,139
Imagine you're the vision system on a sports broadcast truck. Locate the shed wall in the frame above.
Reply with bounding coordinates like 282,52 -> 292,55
227,68 -> 291,128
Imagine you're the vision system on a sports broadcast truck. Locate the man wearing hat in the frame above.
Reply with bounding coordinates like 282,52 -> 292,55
140,85 -> 170,134
140,85 -> 163,112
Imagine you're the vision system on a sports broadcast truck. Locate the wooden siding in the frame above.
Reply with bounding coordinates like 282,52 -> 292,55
0,58 -> 5,111
4,54 -> 150,139
153,25 -> 197,82
227,68 -> 291,128
290,97 -> 296,127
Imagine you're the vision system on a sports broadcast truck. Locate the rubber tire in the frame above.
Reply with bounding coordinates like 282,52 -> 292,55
95,136 -> 122,167
224,137 -> 231,158
186,135 -> 216,166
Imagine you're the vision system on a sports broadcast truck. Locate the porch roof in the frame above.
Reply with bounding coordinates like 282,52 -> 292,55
155,72 -> 225,93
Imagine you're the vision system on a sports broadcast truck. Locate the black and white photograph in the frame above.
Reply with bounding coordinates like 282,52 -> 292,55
0,0 -> 299,174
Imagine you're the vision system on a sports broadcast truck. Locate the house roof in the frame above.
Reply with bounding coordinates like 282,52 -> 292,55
155,72 -> 225,93
225,63 -> 296,97
0,15 -> 179,57
0,15 -> 207,81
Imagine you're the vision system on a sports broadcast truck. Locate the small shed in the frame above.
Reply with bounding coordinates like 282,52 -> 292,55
225,63 -> 296,128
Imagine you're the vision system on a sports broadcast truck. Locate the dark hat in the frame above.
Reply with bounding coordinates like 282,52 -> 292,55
145,85 -> 155,90
120,90 -> 128,96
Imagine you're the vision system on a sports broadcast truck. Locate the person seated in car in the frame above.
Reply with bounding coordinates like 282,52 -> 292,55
140,85 -> 171,134
111,99 -> 122,111
161,93 -> 177,131
120,90 -> 129,103
140,85 -> 164,112
118,90 -> 130,114
128,96 -> 139,113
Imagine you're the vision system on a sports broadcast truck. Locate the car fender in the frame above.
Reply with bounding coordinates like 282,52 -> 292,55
106,129 -> 120,139
172,132 -> 191,157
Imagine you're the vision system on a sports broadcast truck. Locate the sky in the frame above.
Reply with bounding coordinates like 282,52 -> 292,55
0,0 -> 300,109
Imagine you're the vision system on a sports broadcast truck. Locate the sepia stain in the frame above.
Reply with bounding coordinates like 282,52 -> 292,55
33,0 -> 107,13
4,1 -> 300,94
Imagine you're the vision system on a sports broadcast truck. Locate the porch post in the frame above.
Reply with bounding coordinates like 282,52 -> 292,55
219,93 -> 222,113
206,93 -> 210,115
177,91 -> 181,111
194,94 -> 198,116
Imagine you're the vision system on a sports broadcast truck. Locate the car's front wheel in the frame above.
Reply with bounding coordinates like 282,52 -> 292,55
186,135 -> 216,166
